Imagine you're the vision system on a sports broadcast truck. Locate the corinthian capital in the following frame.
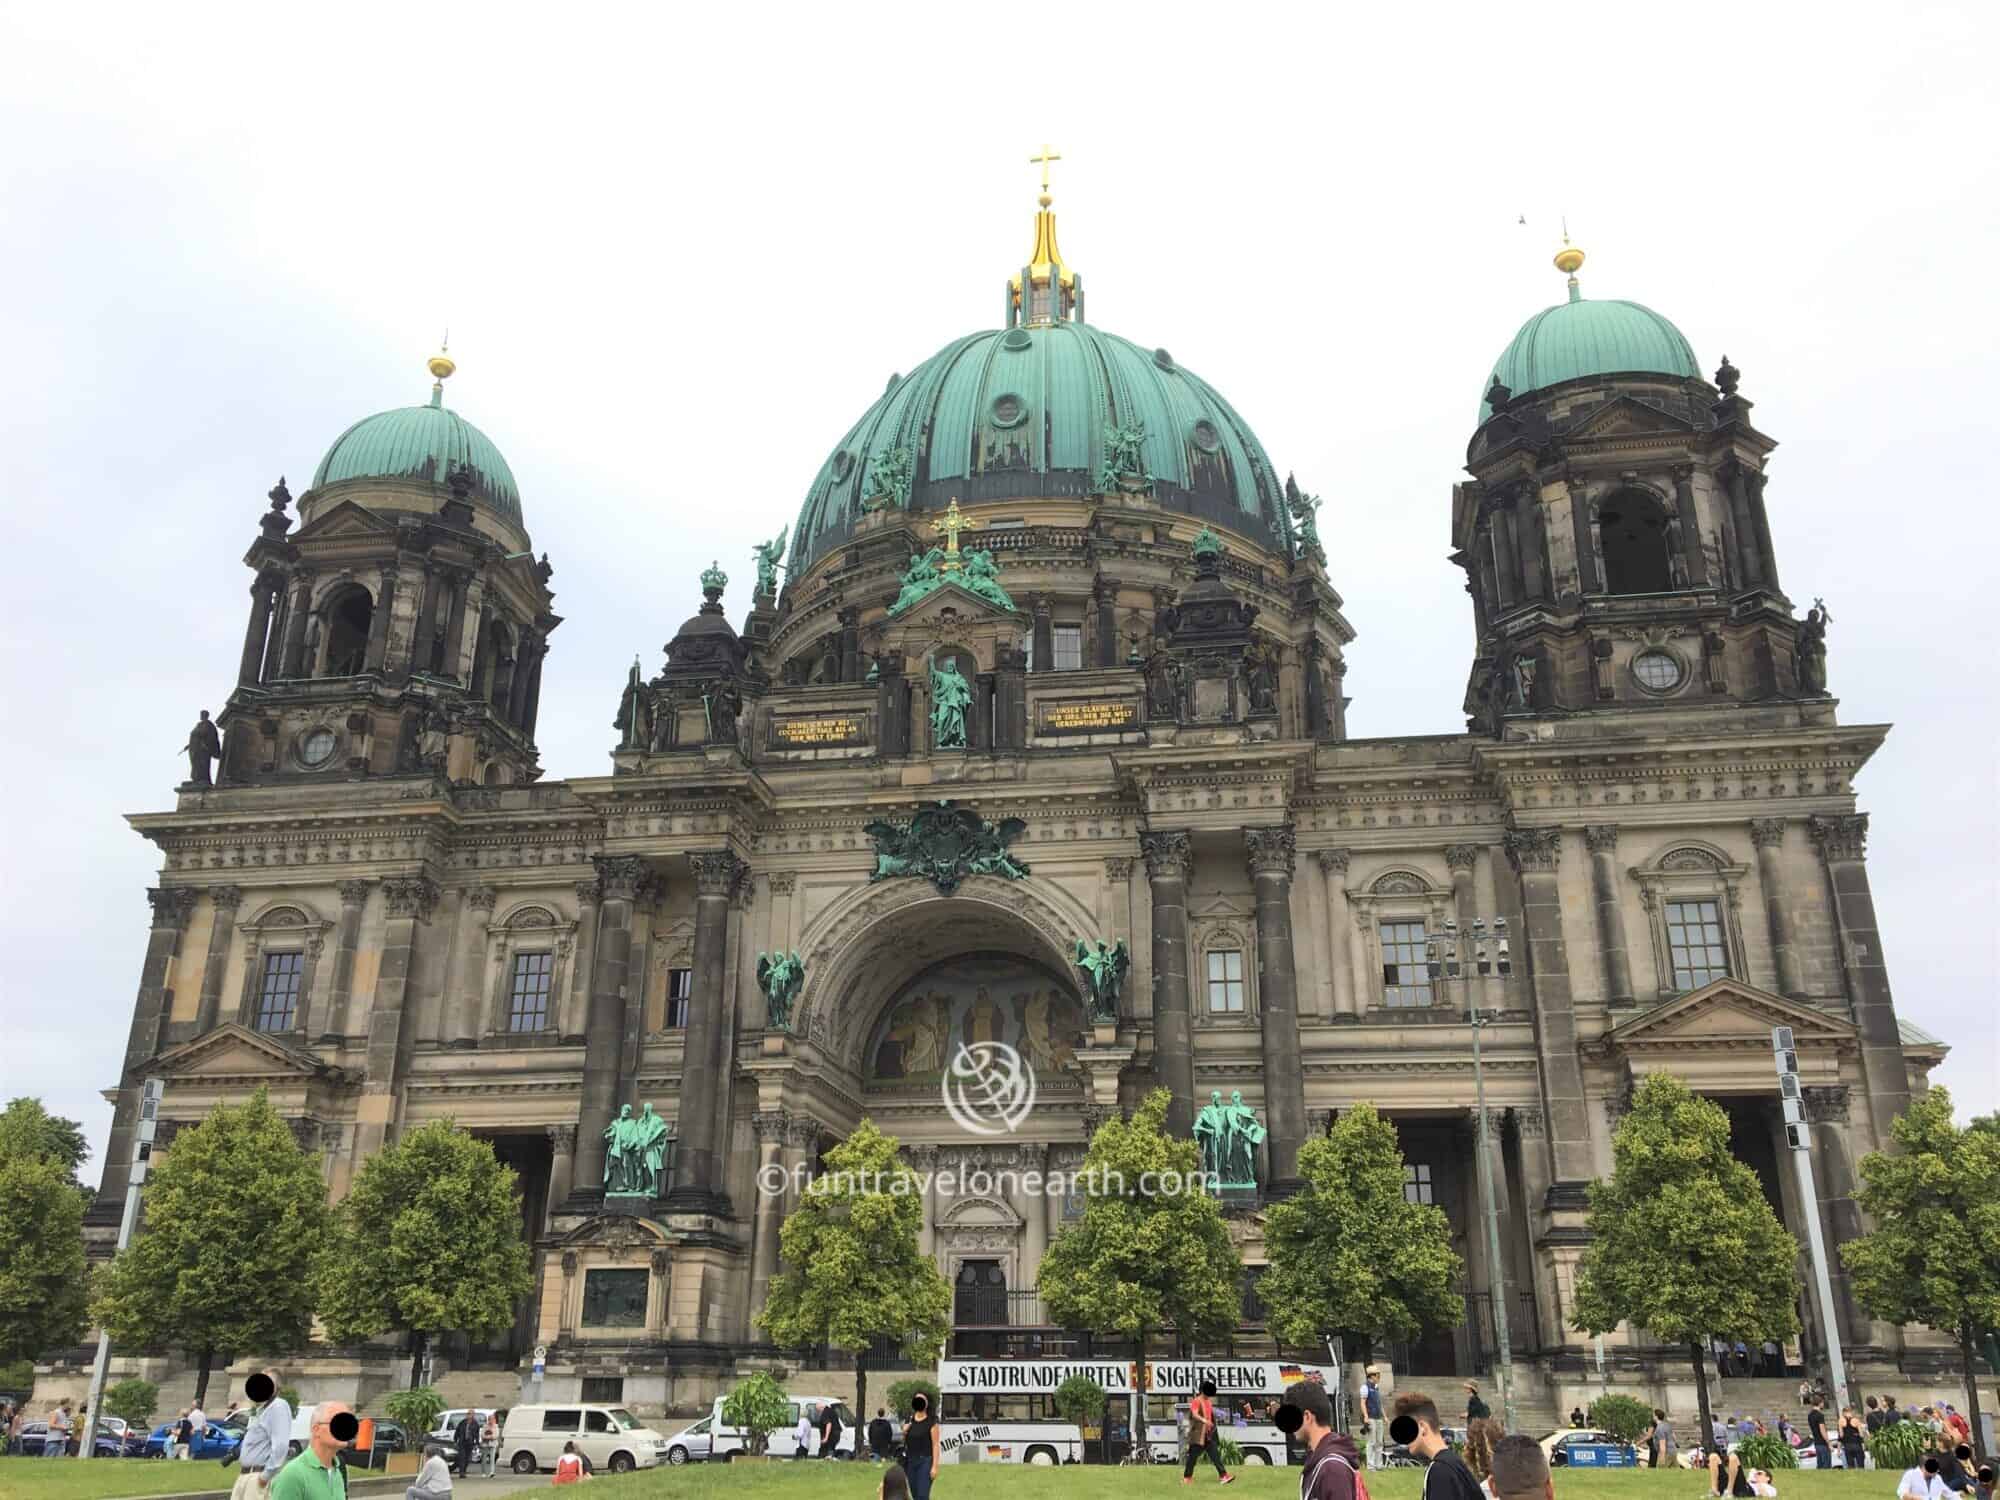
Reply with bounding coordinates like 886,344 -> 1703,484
208,884 -> 246,913
1582,825 -> 1619,855
148,887 -> 200,929
1503,826 -> 1562,872
593,855 -> 655,902
1245,823 -> 1297,879
381,876 -> 440,921
1444,843 -> 1482,872
691,851 -> 747,898
1314,847 -> 1351,875
1807,814 -> 1868,863
1139,830 -> 1192,882
1749,818 -> 1787,850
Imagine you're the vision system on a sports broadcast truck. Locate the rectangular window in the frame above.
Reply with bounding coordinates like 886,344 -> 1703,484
254,952 -> 303,1032
580,1378 -> 623,1404
541,1410 -> 580,1434
1380,921 -> 1433,1006
580,1269 -> 649,1328
665,967 -> 692,1030
1052,624 -> 1083,672
1404,1162 -> 1434,1205
1665,899 -> 1729,990
1205,950 -> 1246,1013
507,951 -> 554,1032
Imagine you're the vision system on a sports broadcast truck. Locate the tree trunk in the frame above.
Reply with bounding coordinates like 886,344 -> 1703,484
855,1348 -> 867,1458
193,1348 -> 214,1408
1134,1323 -> 1148,1464
1962,1326 -> 1989,1465
410,1330 -> 428,1390
1691,1341 -> 1715,1458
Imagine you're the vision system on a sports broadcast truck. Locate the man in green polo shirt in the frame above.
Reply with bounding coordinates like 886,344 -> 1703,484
270,1402 -> 352,1500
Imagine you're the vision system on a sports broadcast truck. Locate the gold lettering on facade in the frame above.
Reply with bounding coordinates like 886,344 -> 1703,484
773,715 -> 866,746
1041,701 -> 1138,732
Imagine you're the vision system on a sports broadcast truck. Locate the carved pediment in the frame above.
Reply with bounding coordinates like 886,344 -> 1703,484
937,1194 -> 1023,1232
888,581 -> 1021,627
557,1214 -> 670,1250
293,499 -> 398,544
1608,979 -> 1855,1050
150,1023 -> 349,1083
1565,395 -> 1696,442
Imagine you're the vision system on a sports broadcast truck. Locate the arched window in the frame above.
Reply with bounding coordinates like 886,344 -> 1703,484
321,585 -> 373,675
1597,490 -> 1675,595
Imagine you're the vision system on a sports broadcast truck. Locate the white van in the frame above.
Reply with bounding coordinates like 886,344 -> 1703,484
499,1403 -> 669,1473
707,1394 -> 857,1460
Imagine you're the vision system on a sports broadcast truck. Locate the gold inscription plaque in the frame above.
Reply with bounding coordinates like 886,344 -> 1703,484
1040,700 -> 1139,733
772,714 -> 868,747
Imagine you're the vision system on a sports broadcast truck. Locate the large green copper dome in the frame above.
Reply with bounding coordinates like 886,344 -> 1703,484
789,321 -> 1289,572
311,395 -> 523,528
1480,288 -> 1698,422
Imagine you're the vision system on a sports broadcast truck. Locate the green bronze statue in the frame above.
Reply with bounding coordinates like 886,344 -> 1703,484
602,1100 -> 674,1197
930,658 -> 972,748
1193,1088 -> 1266,1191
755,950 -> 805,1032
751,525 -> 788,598
1071,938 -> 1130,1025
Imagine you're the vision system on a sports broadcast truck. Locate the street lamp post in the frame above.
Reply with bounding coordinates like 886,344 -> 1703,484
1428,918 -> 1517,1433
1772,1026 -> 1850,1416
81,1078 -> 162,1459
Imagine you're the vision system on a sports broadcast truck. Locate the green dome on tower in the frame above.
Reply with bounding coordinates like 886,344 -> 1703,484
310,349 -> 524,528
1479,242 -> 1699,422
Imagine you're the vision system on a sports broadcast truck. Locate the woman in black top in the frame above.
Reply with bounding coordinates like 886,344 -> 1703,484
902,1394 -> 940,1500
1839,1408 -> 1866,1471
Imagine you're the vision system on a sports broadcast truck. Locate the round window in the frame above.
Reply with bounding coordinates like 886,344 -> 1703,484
299,727 -> 337,767
830,450 -> 854,482
1632,650 -> 1683,692
1001,328 -> 1032,351
990,393 -> 1028,428
1191,419 -> 1221,453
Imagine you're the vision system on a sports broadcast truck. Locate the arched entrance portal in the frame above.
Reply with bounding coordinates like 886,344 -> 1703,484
861,951 -> 1088,1086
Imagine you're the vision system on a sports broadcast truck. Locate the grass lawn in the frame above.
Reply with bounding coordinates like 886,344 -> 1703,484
0,1456 -> 254,1500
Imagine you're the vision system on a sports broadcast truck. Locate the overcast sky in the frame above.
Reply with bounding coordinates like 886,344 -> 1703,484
2,4 -> 1994,1178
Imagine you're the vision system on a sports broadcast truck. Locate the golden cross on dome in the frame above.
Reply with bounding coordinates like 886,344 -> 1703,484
932,497 -> 981,572
1030,143 -> 1062,198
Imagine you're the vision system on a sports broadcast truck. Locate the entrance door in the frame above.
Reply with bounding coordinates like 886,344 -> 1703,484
954,1261 -> 1008,1358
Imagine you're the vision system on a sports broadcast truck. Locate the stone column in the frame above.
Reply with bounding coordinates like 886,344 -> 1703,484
1672,466 -> 1709,587
1140,830 -> 1195,1137
507,632 -> 539,726
666,851 -> 744,1215
750,1111 -> 789,1314
412,564 -> 444,674
319,879 -> 372,1041
237,575 -> 277,686
1317,850 -> 1357,1017
1247,823 -> 1306,1192
524,650 -> 546,737
1750,819 -> 1807,998
567,880 -> 601,1039
1093,576 -> 1120,667
453,886 -> 497,1045
193,885 -> 243,1033
1503,828 -> 1593,1188
545,1124 -> 577,1232
838,606 -> 862,683
575,856 -> 651,1198
1807,814 -> 1911,1151
1582,826 -> 1635,1006
1512,1108 -> 1565,1349
278,573 -> 314,678
911,1144 -> 939,1259
1031,594 -> 1054,672
1800,1086 -> 1868,1343
363,564 -> 399,672
94,887 -> 198,1217
1724,463 -> 1765,589
354,875 -> 437,1160
1021,1142 -> 1051,1279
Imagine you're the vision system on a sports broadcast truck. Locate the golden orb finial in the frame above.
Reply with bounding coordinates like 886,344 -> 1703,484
1553,217 -> 1584,275
427,333 -> 456,383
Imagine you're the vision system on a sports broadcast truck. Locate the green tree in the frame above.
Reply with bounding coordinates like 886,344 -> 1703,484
1586,1393 -> 1654,1445
1053,1374 -> 1109,1464
1569,1073 -> 1799,1450
884,1376 -> 940,1419
0,1115 -> 91,1365
720,1371 -> 791,1457
92,1089 -> 331,1405
1840,1086 -> 2000,1462
317,1120 -> 534,1388
0,1099 -> 90,1191
102,1377 -> 159,1427
756,1118 -> 949,1427
381,1386 -> 447,1437
1258,1103 -> 1464,1353
1039,1089 -> 1240,1432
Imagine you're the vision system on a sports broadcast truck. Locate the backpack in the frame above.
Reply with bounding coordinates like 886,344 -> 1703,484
1306,1446 -> 1371,1500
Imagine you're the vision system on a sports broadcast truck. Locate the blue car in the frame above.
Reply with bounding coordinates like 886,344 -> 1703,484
141,1420 -> 243,1460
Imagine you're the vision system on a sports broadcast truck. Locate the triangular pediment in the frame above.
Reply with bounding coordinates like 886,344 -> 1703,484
890,580 -> 1021,625
1566,394 -> 1696,441
557,1214 -> 669,1250
1610,979 -> 1855,1049
292,499 -> 397,544
150,1023 -> 346,1083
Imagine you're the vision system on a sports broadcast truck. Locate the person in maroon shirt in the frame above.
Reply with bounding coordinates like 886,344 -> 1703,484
1280,1382 -> 1360,1500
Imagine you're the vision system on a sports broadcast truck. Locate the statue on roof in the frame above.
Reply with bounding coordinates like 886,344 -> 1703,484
181,709 -> 223,787
751,525 -> 789,599
1795,597 -> 1832,696
1071,938 -> 1130,1026
1096,420 -> 1154,494
863,446 -> 914,511
1285,474 -> 1325,564
890,547 -> 946,613
959,549 -> 1017,611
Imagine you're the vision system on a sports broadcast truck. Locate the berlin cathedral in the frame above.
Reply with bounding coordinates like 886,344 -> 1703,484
82,170 -> 1953,1421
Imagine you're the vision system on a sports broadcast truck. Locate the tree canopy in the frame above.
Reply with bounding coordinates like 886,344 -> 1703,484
0,1097 -> 90,1191
92,1089 -> 331,1404
1840,1086 -> 2000,1460
316,1118 -> 533,1386
757,1117 -> 949,1424
1039,1089 -> 1241,1357
0,1153 -> 90,1366
1257,1102 -> 1464,1349
1570,1072 -> 1799,1444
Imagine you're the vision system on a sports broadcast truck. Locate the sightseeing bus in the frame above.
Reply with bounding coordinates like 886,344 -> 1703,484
934,1357 -> 1337,1466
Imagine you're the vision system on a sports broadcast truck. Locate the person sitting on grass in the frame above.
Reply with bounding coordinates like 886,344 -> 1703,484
407,1442 -> 453,1500
550,1440 -> 586,1486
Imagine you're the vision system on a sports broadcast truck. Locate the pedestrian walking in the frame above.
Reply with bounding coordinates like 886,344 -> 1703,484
793,1405 -> 814,1458
480,1412 -> 501,1478
1651,1408 -> 1677,1470
190,1399 -> 209,1445
1464,1382 -> 1490,1424
233,1370 -> 295,1500
1361,1366 -> 1386,1470
1182,1377 -> 1235,1485
46,1400 -> 73,1458
868,1408 -> 894,1462
1391,1391 -> 1485,1500
1840,1408 -> 1866,1471
1806,1396 -> 1831,1470
1283,1381 -> 1360,1500
408,1443 -> 454,1500
818,1400 -> 843,1459
178,1406 -> 197,1458
452,1410 -> 480,1477
902,1393 -> 940,1500
270,1402 -> 355,1500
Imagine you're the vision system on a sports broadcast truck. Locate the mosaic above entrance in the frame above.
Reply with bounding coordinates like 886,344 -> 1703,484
865,953 -> 1089,1085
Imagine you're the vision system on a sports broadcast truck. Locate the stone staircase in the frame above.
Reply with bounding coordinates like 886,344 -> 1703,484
432,1368 -> 525,1414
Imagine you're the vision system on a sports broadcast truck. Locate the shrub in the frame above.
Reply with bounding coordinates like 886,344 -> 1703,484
1217,1435 -> 1246,1468
884,1377 -> 941,1420
381,1386 -> 446,1437
1869,1420 -> 1928,1471
1052,1375 -> 1107,1463
720,1372 -> 791,1457
103,1378 -> 159,1427
1736,1433 -> 1798,1471
1587,1394 -> 1655,1444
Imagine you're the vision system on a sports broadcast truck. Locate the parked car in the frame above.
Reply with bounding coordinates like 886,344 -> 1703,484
141,1419 -> 243,1460
428,1408 -> 498,1448
1545,1429 -> 1639,1467
662,1416 -> 711,1465
500,1404 -> 669,1474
